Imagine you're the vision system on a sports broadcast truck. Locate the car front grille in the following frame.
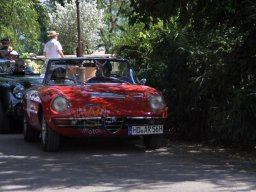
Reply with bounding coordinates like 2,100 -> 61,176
52,117 -> 165,134
52,117 -> 124,134
103,117 -> 124,133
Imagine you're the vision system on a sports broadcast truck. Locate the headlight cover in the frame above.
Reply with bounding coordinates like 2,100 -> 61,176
13,84 -> 25,99
148,94 -> 166,110
51,96 -> 71,113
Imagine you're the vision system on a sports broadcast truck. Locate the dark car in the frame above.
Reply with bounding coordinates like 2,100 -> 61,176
0,58 -> 44,133
22,57 -> 168,152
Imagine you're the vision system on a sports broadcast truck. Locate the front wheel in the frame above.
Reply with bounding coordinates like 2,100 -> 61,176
41,115 -> 60,152
0,101 -> 10,133
143,135 -> 163,150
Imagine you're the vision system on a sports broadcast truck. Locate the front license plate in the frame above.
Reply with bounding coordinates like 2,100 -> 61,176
128,125 -> 164,135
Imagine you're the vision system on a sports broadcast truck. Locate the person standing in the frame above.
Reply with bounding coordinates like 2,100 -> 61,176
43,31 -> 64,59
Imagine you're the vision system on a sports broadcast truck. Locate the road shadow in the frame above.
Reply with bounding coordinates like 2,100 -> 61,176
0,134 -> 256,192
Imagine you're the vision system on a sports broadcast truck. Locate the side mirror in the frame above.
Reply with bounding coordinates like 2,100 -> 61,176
140,78 -> 147,85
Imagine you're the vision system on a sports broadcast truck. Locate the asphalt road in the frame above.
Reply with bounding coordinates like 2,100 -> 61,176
0,134 -> 256,192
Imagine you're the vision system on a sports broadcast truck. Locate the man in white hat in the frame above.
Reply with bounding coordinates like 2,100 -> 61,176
43,31 -> 64,59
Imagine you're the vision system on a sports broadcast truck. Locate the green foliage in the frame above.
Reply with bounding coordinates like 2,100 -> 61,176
112,22 -> 169,88
0,0 -> 46,54
19,52 -> 30,59
129,0 -> 187,28
48,0 -> 67,6
123,0 -> 256,148
33,1 -> 50,52
97,0 -> 131,52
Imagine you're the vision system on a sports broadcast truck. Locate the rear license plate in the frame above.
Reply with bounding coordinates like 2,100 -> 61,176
128,125 -> 163,135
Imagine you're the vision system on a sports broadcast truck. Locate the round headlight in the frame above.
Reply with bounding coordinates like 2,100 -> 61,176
13,84 -> 25,99
51,96 -> 71,113
148,94 -> 166,110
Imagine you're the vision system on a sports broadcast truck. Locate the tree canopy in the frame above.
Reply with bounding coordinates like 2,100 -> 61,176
47,0 -> 104,54
125,0 -> 256,148
0,0 -> 42,53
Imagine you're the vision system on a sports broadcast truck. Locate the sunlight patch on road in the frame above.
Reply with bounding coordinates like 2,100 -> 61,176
1,185 -> 29,191
145,147 -> 173,155
0,155 -> 39,159
111,154 -> 128,157
91,153 -> 128,157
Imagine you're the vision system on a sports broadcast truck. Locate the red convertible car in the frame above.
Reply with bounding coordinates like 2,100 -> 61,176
22,57 -> 168,151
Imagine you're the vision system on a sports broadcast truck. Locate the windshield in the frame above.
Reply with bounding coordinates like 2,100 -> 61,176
0,58 -> 44,75
44,58 -> 140,85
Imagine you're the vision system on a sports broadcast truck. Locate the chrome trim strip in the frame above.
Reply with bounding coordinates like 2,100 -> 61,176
81,91 -> 126,99
126,117 -> 164,119
53,117 -> 101,120
53,117 -> 165,120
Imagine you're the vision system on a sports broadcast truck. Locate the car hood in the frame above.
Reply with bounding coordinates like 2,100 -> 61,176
41,84 -> 165,117
0,75 -> 43,88
45,84 -> 158,99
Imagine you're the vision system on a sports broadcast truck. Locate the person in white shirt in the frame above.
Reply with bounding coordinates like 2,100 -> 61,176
43,31 -> 64,59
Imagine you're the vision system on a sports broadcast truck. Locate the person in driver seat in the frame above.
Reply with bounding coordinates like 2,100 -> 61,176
86,61 -> 112,83
51,67 -> 66,84
102,61 -> 112,77
12,59 -> 25,75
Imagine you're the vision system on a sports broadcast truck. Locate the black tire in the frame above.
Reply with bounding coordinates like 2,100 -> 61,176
41,115 -> 60,152
0,101 -> 10,133
23,115 -> 39,142
143,134 -> 163,150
